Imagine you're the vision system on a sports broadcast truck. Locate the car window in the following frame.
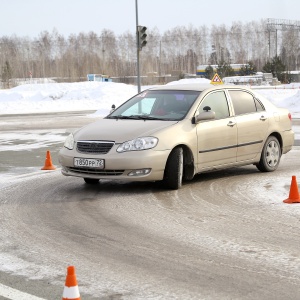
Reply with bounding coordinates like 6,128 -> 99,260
228,90 -> 265,115
198,90 -> 230,119
108,90 -> 201,120
123,97 -> 156,116
255,98 -> 265,111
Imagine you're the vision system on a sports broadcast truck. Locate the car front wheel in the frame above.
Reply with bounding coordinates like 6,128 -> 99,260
256,136 -> 281,172
163,147 -> 183,190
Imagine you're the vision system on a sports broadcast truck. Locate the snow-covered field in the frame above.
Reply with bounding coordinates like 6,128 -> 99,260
0,81 -> 137,116
0,78 -> 300,118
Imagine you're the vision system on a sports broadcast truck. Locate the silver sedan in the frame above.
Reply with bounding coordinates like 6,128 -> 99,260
58,83 -> 294,189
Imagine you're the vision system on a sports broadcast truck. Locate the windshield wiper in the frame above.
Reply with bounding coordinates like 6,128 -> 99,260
135,115 -> 163,120
107,115 -> 163,120
107,115 -> 139,119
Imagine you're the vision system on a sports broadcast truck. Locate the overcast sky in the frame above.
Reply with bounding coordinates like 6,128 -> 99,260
0,0 -> 298,38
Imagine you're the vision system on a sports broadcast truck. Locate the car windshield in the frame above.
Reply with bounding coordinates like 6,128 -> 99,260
107,90 -> 200,121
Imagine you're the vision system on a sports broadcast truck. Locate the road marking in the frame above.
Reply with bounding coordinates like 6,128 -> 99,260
0,283 -> 47,300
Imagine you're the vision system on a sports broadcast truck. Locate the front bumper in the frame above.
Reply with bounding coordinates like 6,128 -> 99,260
58,146 -> 171,182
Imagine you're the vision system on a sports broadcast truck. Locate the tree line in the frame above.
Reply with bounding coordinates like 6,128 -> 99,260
1,19 -> 299,87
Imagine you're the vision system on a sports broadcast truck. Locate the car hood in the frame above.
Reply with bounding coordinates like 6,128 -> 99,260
74,118 -> 178,142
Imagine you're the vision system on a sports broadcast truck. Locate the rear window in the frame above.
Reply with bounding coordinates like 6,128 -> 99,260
228,90 -> 265,115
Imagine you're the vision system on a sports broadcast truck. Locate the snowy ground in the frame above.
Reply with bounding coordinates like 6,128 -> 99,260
0,78 -> 300,118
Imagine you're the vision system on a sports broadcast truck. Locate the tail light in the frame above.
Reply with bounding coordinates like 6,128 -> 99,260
288,113 -> 292,121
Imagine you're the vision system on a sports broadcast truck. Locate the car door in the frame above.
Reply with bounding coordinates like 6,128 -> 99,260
196,90 -> 238,171
227,89 -> 269,162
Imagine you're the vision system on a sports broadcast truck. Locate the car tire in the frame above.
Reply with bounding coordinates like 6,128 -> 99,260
256,136 -> 281,172
84,178 -> 100,184
183,162 -> 194,181
163,147 -> 183,190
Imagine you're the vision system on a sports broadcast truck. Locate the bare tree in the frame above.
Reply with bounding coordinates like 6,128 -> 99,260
0,19 -> 299,87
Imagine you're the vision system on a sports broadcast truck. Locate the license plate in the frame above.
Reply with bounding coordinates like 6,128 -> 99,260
74,158 -> 104,169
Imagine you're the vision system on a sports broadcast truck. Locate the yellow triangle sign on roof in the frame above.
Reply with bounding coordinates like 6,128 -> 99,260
210,73 -> 223,85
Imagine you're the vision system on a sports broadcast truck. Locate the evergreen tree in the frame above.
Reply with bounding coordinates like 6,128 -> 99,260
217,61 -> 234,78
239,61 -> 257,75
262,56 -> 286,82
204,65 -> 214,79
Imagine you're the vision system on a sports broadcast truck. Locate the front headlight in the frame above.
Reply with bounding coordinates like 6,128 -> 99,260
117,137 -> 158,153
64,133 -> 75,150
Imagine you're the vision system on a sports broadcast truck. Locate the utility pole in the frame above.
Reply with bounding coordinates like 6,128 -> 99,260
266,18 -> 300,59
135,0 -> 147,93
135,0 -> 141,93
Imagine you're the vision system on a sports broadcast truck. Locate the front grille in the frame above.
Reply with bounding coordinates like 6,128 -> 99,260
67,167 -> 124,176
77,140 -> 114,154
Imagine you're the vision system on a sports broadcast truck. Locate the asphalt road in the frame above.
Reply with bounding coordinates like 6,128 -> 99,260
0,112 -> 300,299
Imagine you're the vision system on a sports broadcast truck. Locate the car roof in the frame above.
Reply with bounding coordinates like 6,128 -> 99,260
148,83 -> 213,91
148,83 -> 250,92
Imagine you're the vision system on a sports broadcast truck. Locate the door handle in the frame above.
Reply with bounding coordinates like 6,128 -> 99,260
227,121 -> 236,127
260,115 -> 267,121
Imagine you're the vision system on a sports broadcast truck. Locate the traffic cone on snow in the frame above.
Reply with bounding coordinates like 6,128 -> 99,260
41,150 -> 56,170
62,266 -> 81,300
283,176 -> 300,204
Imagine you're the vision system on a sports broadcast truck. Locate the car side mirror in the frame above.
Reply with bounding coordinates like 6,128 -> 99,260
110,104 -> 116,113
203,106 -> 211,112
194,111 -> 216,123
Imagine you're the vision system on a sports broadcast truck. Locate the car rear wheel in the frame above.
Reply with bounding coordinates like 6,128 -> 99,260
84,178 -> 100,184
163,147 -> 183,190
256,136 -> 281,172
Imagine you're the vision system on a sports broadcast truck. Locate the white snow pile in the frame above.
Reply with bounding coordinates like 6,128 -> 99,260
0,78 -> 299,118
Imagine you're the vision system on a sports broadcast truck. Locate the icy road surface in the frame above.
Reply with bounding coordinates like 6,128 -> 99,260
0,112 -> 299,299
0,152 -> 300,299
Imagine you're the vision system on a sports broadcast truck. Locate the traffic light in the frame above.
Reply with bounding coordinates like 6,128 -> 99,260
137,26 -> 147,50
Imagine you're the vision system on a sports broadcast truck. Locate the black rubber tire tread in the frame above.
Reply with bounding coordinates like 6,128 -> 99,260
163,147 -> 183,190
183,163 -> 194,181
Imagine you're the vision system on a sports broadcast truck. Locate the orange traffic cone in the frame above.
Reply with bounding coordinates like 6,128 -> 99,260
41,150 -> 56,170
62,266 -> 81,300
283,176 -> 300,204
